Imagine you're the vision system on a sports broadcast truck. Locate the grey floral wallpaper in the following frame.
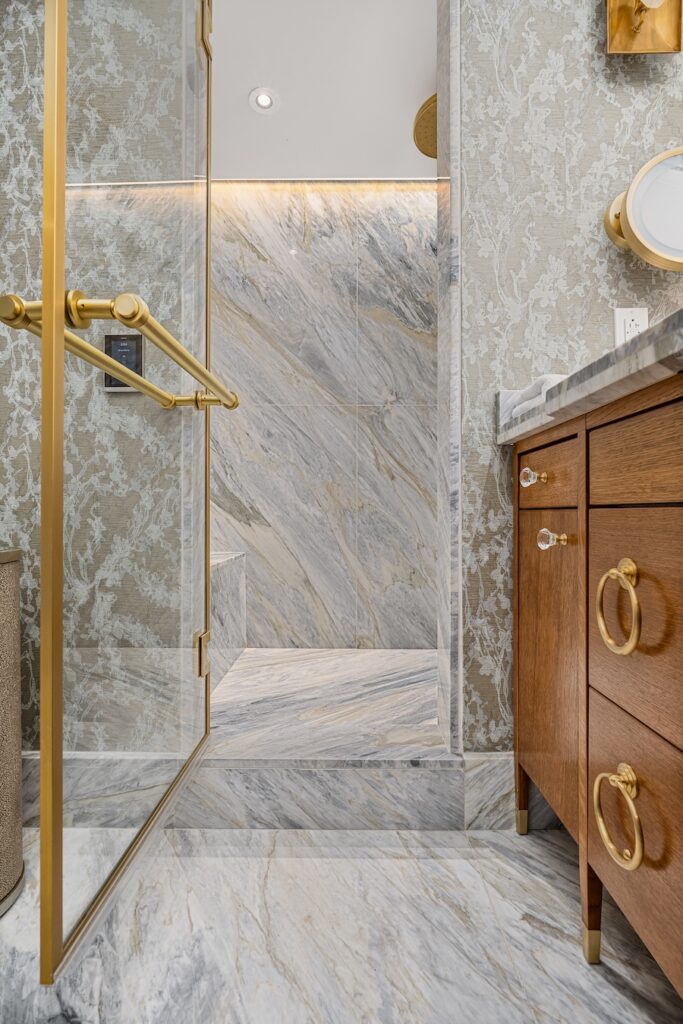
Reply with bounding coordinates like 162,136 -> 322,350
0,0 -> 208,748
459,0 -> 683,750
211,181 -> 438,649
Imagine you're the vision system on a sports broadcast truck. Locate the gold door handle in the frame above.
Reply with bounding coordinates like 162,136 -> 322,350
593,763 -> 643,872
596,557 -> 641,656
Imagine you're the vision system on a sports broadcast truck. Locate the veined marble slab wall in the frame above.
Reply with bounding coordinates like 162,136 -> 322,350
211,181 -> 438,649
458,0 -> 683,751
0,0 -> 209,748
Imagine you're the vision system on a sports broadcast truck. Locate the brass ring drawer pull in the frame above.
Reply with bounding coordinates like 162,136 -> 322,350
596,557 -> 641,656
593,763 -> 644,872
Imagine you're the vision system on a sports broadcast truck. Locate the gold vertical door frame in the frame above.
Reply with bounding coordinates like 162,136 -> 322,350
40,0 -> 67,985
204,0 -> 213,732
39,0 -> 214,983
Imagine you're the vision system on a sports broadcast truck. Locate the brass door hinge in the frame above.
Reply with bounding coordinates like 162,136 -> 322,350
201,0 -> 213,59
193,629 -> 211,678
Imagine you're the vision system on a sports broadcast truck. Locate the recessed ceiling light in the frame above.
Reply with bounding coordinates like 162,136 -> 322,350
249,87 -> 279,113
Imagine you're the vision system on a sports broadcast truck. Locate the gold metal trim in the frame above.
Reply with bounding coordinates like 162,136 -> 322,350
40,0 -> 68,984
201,0 -> 213,59
75,293 -> 239,409
204,2 -> 213,736
607,0 -> 682,54
516,810 -> 529,835
193,629 -> 211,678
582,925 -> 601,965
602,191 -> 630,251
0,293 -> 226,411
592,763 -> 644,871
595,557 -> 641,656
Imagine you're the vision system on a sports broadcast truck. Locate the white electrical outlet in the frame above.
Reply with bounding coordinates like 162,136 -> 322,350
613,307 -> 648,348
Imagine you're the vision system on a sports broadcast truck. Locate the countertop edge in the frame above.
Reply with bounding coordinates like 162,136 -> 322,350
496,311 -> 683,445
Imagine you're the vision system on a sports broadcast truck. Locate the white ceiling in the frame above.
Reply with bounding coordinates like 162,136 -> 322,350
211,0 -> 437,180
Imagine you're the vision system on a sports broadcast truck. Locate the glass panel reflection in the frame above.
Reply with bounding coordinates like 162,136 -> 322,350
61,0 -> 208,937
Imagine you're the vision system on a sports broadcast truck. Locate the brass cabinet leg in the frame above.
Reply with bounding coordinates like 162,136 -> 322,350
515,763 -> 529,835
581,858 -> 602,964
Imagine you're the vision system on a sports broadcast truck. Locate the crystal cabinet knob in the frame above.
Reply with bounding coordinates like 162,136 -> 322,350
520,467 -> 548,488
537,528 -> 568,550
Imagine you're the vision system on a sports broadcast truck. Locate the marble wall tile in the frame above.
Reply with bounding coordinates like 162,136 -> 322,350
211,182 -> 439,648
209,552 -> 246,687
355,185 -> 438,405
212,182 -> 359,407
458,0 -> 683,750
436,0 -> 462,751
355,403 -> 437,648
463,752 -> 560,831
211,399 -> 358,647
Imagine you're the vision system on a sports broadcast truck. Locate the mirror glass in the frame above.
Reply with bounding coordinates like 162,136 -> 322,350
631,153 -> 683,259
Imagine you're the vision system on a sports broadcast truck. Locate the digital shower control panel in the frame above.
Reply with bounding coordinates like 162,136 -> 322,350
103,334 -> 144,391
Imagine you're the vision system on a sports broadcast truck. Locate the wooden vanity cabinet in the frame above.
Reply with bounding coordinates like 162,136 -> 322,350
513,377 -> 683,998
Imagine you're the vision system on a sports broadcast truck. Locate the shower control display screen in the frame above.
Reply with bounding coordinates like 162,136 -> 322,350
103,334 -> 144,391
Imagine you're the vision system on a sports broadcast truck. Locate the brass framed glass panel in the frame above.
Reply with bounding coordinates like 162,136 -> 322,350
37,0 -> 217,983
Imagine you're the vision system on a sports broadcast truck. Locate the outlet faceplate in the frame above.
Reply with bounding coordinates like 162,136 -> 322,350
613,307 -> 648,348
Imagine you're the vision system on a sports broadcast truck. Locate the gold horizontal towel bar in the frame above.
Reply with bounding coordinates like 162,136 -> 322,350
0,292 -> 238,412
67,290 -> 238,410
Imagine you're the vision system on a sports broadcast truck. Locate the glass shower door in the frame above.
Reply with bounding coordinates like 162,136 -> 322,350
32,0 -> 221,982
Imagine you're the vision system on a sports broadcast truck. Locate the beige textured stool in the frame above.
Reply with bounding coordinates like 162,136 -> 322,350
0,549 -> 24,917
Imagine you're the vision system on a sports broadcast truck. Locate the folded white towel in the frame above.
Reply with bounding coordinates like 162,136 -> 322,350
509,374 -> 567,420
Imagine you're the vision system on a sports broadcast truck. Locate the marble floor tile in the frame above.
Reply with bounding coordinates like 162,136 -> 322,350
1,827 -> 679,1024
208,647 -> 448,761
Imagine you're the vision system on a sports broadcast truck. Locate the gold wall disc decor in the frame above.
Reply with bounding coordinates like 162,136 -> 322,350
603,147 -> 683,271
606,0 -> 682,55
413,94 -> 437,159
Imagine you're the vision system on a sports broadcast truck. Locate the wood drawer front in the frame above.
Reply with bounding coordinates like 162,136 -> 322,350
518,438 -> 578,508
518,509 -> 579,837
589,508 -> 683,751
588,689 -> 683,994
590,399 -> 683,505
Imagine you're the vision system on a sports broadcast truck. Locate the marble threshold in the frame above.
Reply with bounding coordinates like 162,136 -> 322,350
497,307 -> 683,444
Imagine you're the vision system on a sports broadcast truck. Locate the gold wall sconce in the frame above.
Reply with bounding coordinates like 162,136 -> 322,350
604,147 -> 683,271
413,94 -> 437,159
607,0 -> 682,54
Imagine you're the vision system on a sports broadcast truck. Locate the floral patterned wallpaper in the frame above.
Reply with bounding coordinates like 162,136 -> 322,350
0,0 -> 206,747
459,0 -> 683,750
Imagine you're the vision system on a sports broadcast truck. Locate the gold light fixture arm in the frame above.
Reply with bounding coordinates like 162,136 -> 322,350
0,293 -> 235,411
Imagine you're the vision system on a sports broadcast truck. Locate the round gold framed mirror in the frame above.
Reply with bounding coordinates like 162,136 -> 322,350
604,146 -> 683,271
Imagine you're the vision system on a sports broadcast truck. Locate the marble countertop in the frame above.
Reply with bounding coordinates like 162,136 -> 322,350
497,308 -> 683,445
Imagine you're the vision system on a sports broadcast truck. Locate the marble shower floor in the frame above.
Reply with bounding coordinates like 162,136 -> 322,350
207,647 -> 454,763
1,826 -> 681,1023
